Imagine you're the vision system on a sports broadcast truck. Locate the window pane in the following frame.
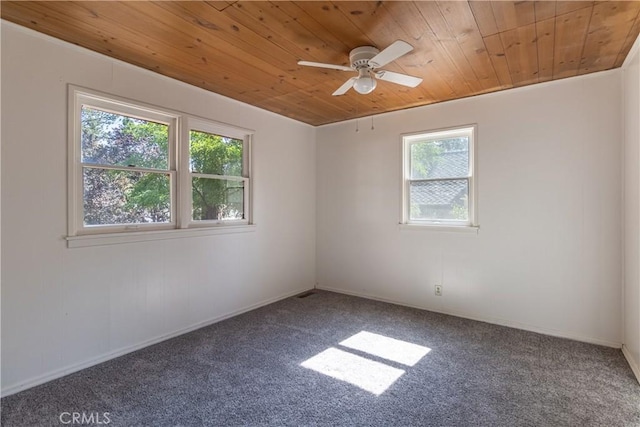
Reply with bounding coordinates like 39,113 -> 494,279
410,179 -> 468,221
410,137 -> 469,179
83,168 -> 171,226
190,130 -> 243,176
81,106 -> 169,170
192,177 -> 244,221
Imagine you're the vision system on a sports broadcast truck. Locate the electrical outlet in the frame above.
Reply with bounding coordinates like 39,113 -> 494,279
435,285 -> 443,296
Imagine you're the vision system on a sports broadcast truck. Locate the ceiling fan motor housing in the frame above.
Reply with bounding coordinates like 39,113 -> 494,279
349,46 -> 380,69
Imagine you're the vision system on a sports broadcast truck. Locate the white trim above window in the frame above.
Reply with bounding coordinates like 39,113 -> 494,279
401,125 -> 478,230
67,86 -> 254,246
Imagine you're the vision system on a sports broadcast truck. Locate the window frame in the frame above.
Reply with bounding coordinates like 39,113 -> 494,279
68,86 -> 253,239
401,124 -> 478,229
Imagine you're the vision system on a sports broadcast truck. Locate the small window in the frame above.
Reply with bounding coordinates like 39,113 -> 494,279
186,120 -> 249,224
402,125 -> 476,227
69,87 -> 252,236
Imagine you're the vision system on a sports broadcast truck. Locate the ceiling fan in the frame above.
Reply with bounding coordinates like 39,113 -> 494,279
298,40 -> 423,96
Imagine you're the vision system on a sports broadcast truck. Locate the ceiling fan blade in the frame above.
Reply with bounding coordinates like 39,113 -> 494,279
298,61 -> 353,72
332,77 -> 357,96
375,70 -> 423,88
368,40 -> 414,68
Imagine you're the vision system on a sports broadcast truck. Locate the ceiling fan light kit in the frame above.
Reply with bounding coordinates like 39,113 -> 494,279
298,40 -> 424,96
353,69 -> 377,95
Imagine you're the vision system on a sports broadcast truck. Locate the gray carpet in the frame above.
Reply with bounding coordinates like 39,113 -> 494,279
1,290 -> 639,426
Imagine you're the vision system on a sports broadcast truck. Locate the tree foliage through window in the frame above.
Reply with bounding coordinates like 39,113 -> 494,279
189,130 -> 244,221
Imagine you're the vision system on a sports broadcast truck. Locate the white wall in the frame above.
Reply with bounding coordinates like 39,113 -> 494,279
317,70 -> 623,347
1,22 -> 316,395
623,36 -> 640,381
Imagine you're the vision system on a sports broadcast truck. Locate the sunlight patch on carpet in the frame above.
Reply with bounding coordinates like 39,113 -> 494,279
339,331 -> 431,366
301,347 -> 405,395
301,331 -> 432,395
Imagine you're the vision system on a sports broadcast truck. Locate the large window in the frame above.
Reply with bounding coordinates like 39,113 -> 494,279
402,125 -> 476,227
69,87 -> 252,237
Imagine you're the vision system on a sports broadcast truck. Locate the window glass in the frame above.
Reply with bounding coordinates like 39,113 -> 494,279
81,106 -> 169,170
82,168 -> 171,226
410,137 -> 468,179
189,130 -> 243,176
409,180 -> 469,221
192,178 -> 244,221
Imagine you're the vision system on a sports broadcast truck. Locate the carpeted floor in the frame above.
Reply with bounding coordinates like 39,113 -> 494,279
2,290 -> 639,426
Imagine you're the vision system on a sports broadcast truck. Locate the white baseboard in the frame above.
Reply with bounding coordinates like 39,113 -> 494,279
1,287 -> 312,397
622,345 -> 640,384
317,286 -> 622,349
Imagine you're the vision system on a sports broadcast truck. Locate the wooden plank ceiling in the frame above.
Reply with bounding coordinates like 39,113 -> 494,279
3,1 -> 640,126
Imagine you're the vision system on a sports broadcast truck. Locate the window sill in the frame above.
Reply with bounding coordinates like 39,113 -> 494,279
66,225 -> 257,248
398,224 -> 479,234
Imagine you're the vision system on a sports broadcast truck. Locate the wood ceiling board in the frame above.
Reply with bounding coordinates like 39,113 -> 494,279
412,31 -> 476,98
102,4 -> 310,97
330,0 -> 396,44
491,1 -> 537,32
578,1 -> 640,74
109,2 -> 310,95
381,1 -> 430,43
615,6 -> 640,67
259,81 -> 369,123
2,1 -> 639,126
153,1 -> 323,84
414,1 -> 486,94
149,2 -> 327,91
469,1 -> 500,37
163,2 -> 360,101
436,1 -> 501,90
535,1 -> 557,22
553,5 -> 593,79
556,1 -> 595,16
4,1 -> 268,102
483,33 -> 514,88
293,2 -> 374,50
500,23 -> 540,87
206,1 -> 236,13
382,1 -> 462,98
226,1 -> 339,65
260,88 -> 364,124
536,17 -> 557,82
272,2 -> 351,51
15,1 -> 299,102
